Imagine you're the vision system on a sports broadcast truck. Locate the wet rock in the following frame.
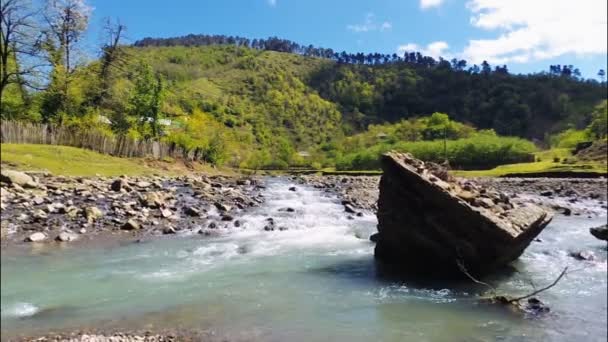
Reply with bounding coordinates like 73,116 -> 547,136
136,181 -> 152,188
540,190 -> 553,197
264,217 -> 276,231
589,224 -> 608,241
570,250 -> 595,261
370,233 -> 380,243
279,207 -> 295,213
26,232 -> 46,242
237,179 -> 251,186
79,228 -> 87,234
221,214 -> 234,221
288,186 -> 297,192
234,220 -> 241,227
208,222 -> 217,229
122,219 -> 141,230
162,226 -> 176,234
214,202 -> 232,212
184,206 -> 201,217
32,209 -> 48,221
55,231 -> 78,242
374,152 -> 553,276
344,203 -> 357,214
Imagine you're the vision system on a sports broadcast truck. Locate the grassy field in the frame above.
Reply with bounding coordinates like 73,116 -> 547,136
0,144 -> 234,177
452,148 -> 607,177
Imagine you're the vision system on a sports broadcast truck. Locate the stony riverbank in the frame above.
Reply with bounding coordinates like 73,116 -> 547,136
0,169 -> 264,246
297,175 -> 608,216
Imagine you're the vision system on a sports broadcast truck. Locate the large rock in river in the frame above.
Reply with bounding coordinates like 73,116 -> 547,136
375,152 -> 553,276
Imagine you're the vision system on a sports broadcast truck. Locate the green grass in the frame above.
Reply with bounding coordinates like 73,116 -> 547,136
453,148 -> 607,177
1,144 -> 158,177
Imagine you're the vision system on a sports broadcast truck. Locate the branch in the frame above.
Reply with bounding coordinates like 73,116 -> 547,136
456,259 -> 496,295
508,267 -> 568,303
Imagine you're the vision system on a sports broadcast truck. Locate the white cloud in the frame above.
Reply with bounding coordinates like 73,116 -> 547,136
420,0 -> 444,10
461,0 -> 607,64
397,41 -> 450,59
347,13 -> 392,33
267,0 -> 276,7
380,22 -> 393,32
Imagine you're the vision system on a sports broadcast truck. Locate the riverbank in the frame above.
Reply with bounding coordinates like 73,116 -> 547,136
0,169 -> 264,247
297,175 -> 608,216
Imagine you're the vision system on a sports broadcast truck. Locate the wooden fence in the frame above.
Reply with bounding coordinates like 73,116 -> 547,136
0,120 -> 203,161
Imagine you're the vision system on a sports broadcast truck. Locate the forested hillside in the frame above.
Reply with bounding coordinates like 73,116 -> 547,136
2,28 -> 606,169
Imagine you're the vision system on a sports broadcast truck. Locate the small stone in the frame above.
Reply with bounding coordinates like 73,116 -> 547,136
110,179 -> 125,192
214,202 -> 232,212
32,197 -> 45,205
160,208 -> 173,218
79,228 -> 87,234
55,231 -> 78,242
85,206 -> 103,223
208,222 -> 217,229
184,206 -> 201,217
234,220 -> 241,227
26,232 -> 46,242
288,186 -> 297,192
162,226 -> 176,234
344,204 -> 357,213
136,181 -> 152,188
570,250 -> 595,261
221,214 -> 234,221
32,209 -> 48,220
122,219 -> 141,230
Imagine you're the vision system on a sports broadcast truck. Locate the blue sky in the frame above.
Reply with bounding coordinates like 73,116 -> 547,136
83,0 -> 607,78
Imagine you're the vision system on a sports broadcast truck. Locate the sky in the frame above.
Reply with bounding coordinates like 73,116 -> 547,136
83,0 -> 608,78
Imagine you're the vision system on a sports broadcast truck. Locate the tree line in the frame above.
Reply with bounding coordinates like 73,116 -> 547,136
134,34 -> 606,80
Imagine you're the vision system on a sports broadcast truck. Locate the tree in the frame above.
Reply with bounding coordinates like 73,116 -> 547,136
128,61 -> 164,139
598,69 -> 606,83
94,17 -> 127,107
0,0 -> 42,113
40,0 -> 91,121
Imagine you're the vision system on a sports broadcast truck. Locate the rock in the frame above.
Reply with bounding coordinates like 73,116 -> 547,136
264,217 -> 276,231
208,222 -> 217,229
160,208 -> 173,218
0,170 -> 35,187
32,197 -> 45,205
162,226 -> 176,234
140,192 -> 164,208
32,209 -> 48,221
221,214 -> 234,221
26,232 -> 46,242
540,191 -> 553,197
55,231 -> 78,242
570,250 -> 595,261
234,220 -> 241,227
110,178 -> 125,192
344,204 -> 357,214
79,228 -> 87,234
288,186 -> 297,192
184,206 -> 201,217
374,152 -> 553,276
589,225 -> 608,241
214,202 -> 232,212
370,233 -> 380,243
84,206 -> 103,223
136,181 -> 152,188
237,179 -> 251,186
122,219 -> 140,230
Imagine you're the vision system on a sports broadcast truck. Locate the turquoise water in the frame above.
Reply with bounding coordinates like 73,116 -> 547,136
1,178 -> 607,341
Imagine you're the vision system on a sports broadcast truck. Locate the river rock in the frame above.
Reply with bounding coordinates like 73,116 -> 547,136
589,225 -> 608,241
110,178 -> 125,192
26,232 -> 46,242
184,206 -> 201,217
0,170 -> 38,188
85,206 -> 103,223
122,219 -> 140,230
55,231 -> 78,242
374,152 -> 554,276
140,192 -> 164,208
570,250 -> 595,261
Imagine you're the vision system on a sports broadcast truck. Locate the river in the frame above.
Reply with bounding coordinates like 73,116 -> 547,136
1,178 -> 606,341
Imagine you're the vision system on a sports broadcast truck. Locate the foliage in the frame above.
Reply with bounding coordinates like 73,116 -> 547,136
586,100 -> 608,140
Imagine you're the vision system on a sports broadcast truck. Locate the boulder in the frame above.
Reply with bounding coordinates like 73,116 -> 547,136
374,152 -> 553,276
140,192 -> 164,208
589,225 -> 608,241
1,170 -> 36,187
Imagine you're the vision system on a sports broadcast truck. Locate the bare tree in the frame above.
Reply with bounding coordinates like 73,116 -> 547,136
0,0 -> 43,110
40,0 -> 91,120
95,17 -> 127,107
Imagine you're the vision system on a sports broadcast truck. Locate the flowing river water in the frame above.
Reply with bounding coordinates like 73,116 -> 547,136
1,178 -> 607,341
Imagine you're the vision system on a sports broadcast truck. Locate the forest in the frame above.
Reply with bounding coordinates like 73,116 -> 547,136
1,0 -> 607,170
